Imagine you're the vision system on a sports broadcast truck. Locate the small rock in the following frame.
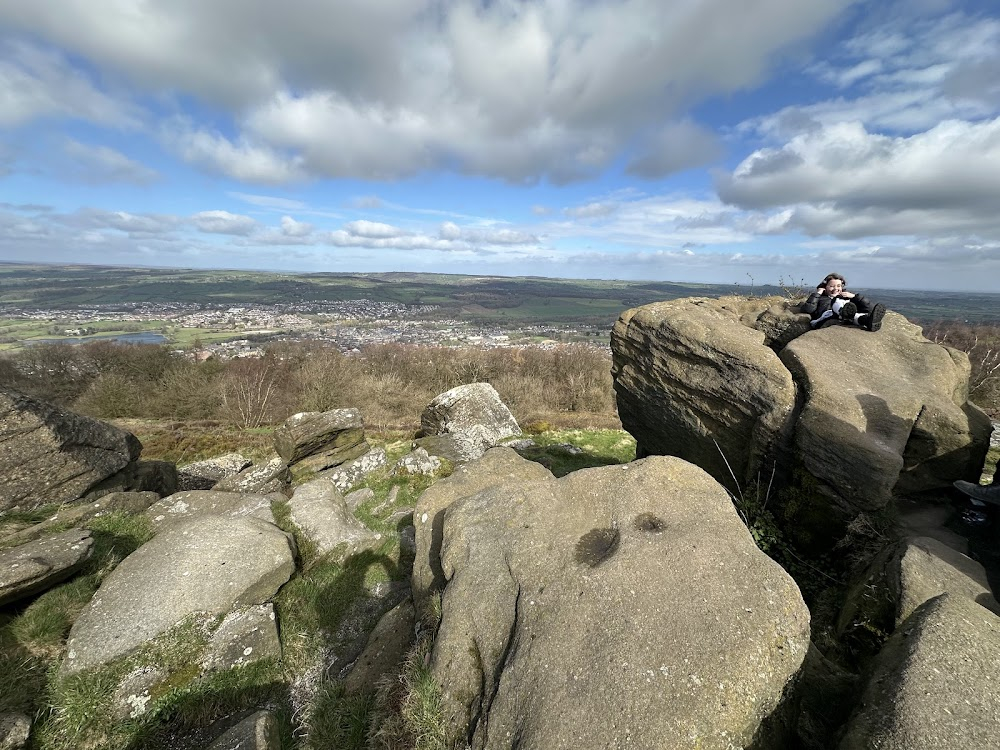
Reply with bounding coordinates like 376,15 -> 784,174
0,528 -> 94,606
394,448 -> 441,477
344,488 -> 376,512
177,453 -> 251,491
110,667 -> 167,720
215,458 -> 289,495
207,710 -> 282,750
201,604 -> 281,673
0,712 -> 31,750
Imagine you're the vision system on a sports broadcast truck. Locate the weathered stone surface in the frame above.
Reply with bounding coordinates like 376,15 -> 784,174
0,387 -> 142,512
145,490 -> 274,532
415,429 -> 494,464
177,452 -> 251,491
292,439 -> 371,476
62,516 -> 295,675
430,456 -> 810,750
111,666 -> 167,720
273,409 -> 365,465
412,447 -> 552,621
417,383 -> 520,462
781,315 -> 991,518
132,459 -> 178,497
214,457 -> 289,495
201,604 -> 281,673
319,447 -> 388,492
837,536 -> 1000,658
0,528 -> 94,606
207,710 -> 282,750
611,297 -> 798,490
840,594 -> 1000,749
1,491 -> 158,548
288,479 -> 381,558
0,712 -> 30,750
393,447 -> 442,477
344,598 -> 416,694
344,487 -> 375,512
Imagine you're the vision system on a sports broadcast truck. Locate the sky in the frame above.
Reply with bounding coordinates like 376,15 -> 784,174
2,0 -> 1000,292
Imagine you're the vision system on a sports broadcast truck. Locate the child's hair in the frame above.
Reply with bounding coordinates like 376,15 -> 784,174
820,272 -> 846,287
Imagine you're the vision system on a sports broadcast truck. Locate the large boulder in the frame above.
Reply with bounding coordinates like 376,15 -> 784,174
0,387 -> 142,511
61,515 -> 295,675
412,447 -> 552,622
416,383 -> 521,463
611,298 -> 991,532
144,490 -> 274,532
840,594 -> 1000,749
430,456 -> 810,749
611,297 -> 798,489
780,314 -> 991,515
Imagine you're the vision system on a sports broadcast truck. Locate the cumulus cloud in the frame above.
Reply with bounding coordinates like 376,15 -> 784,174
280,215 -> 313,237
564,202 -> 619,219
192,210 -> 258,235
1,0 -> 853,182
0,38 -> 140,128
343,220 -> 405,239
717,118 -> 1000,238
438,221 -> 537,245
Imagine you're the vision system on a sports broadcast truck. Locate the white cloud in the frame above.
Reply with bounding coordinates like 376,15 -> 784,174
192,210 -> 258,235
1,0 -> 854,182
564,202 -> 619,219
0,38 -> 140,128
280,215 -> 313,237
344,220 -> 405,239
228,192 -> 307,211
717,118 -> 1000,238
437,222 -> 537,245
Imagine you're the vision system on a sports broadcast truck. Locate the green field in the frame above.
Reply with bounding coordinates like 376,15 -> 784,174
2,262 -> 999,327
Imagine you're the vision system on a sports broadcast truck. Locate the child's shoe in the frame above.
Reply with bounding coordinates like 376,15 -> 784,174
838,301 -> 857,322
861,303 -> 886,332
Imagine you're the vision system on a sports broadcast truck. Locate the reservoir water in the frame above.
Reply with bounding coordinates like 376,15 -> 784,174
29,332 -> 169,346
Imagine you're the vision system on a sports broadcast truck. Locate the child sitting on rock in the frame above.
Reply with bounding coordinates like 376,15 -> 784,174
802,273 -> 886,331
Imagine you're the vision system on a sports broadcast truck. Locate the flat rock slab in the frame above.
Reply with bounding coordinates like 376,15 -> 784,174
431,455 -> 810,750
177,453 -> 251,491
1,491 -> 158,549
319,447 -> 388,492
841,594 -> 1000,749
62,516 -> 295,675
0,528 -> 94,606
0,387 -> 142,512
344,598 -> 416,694
288,479 -> 381,558
145,490 -> 274,532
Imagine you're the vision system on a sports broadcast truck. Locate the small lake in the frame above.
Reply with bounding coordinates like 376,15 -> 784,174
29,332 -> 169,346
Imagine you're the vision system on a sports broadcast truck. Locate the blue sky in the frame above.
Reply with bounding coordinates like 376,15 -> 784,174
2,0 -> 999,291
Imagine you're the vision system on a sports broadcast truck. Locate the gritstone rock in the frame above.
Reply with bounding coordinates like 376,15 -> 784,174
0,528 -> 94,606
416,383 -> 521,462
412,446 -> 552,622
144,490 -> 274,532
61,515 -> 295,675
273,408 -> 366,465
840,594 -> 1000,749
177,453 -> 251,491
0,387 -> 142,512
288,478 -> 381,559
430,455 -> 810,750
214,457 -> 290,495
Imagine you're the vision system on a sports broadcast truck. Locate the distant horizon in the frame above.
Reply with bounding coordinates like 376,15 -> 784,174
2,2 -> 999,293
3,259 -> 999,298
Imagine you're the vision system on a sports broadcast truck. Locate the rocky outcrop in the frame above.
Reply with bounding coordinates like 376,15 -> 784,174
416,383 -> 521,463
0,528 -> 94,606
214,457 -> 290,495
840,594 -> 1000,749
1,491 -> 158,547
199,604 -> 281,673
780,314 -> 991,514
343,598 -> 416,695
0,387 -> 142,511
319,447 -> 388,492
611,297 -> 991,532
412,447 -> 553,621
430,455 -> 810,749
611,297 -> 798,491
62,515 -> 295,675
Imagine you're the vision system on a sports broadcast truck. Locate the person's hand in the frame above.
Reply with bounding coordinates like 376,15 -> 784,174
817,285 -> 827,295
839,291 -> 855,299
